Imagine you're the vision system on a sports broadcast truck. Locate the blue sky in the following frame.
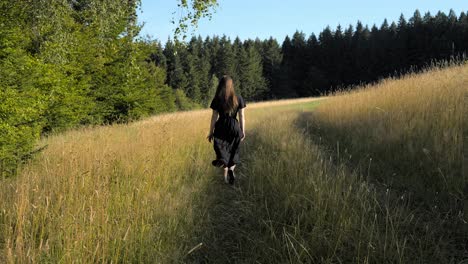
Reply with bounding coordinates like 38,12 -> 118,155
138,0 -> 466,42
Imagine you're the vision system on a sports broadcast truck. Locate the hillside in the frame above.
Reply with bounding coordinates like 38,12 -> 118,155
0,64 -> 466,263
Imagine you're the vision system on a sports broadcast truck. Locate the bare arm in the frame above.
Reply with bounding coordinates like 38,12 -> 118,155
239,108 -> 245,141
207,110 -> 218,142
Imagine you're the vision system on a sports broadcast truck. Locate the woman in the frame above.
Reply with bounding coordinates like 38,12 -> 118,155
207,75 -> 246,185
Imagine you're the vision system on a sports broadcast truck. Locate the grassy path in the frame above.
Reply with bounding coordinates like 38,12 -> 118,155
184,105 -> 315,263
185,173 -> 252,263
183,102 -> 324,263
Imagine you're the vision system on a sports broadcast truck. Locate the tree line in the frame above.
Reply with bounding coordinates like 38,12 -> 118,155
0,2 -> 467,177
160,9 -> 468,102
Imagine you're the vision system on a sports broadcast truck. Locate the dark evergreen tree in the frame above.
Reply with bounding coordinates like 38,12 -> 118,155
215,36 -> 236,77
237,41 -> 267,100
260,37 -> 282,98
275,36 -> 298,98
164,39 -> 189,91
232,37 -> 245,91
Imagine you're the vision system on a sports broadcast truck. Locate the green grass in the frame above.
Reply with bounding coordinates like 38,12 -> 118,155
294,100 -> 323,111
272,99 -> 323,112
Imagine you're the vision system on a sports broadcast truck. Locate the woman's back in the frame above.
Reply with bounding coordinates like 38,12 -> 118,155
210,95 -> 246,119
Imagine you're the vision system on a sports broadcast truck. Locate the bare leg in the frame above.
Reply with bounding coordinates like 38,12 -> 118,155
223,167 -> 229,183
226,165 -> 236,184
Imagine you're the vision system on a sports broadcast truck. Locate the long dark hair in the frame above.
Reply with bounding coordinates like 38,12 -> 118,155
215,75 -> 238,115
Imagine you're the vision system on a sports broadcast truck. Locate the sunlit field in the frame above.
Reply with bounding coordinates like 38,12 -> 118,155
310,63 -> 466,201
0,64 -> 466,263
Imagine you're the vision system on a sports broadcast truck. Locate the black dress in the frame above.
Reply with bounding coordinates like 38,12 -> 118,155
210,95 -> 246,168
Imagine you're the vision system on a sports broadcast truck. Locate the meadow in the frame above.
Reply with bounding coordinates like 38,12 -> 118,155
0,64 -> 466,263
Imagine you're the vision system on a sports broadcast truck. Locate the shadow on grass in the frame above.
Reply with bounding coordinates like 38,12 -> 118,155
293,111 -> 468,261
183,125 -> 302,263
183,137 -> 263,263
294,111 -> 465,210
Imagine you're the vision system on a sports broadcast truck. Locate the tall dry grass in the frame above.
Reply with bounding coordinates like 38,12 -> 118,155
0,110 -> 216,262
310,63 -> 466,204
299,63 -> 467,262
0,98 -> 321,262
